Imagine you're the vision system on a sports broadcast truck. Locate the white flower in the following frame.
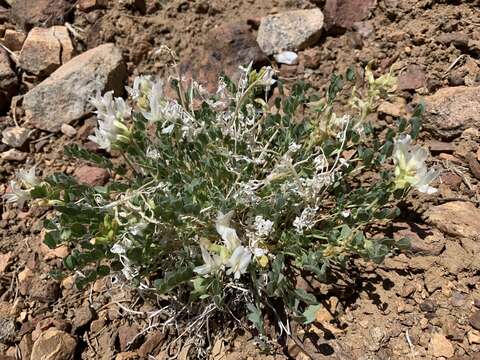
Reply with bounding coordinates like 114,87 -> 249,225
3,166 -> 40,208
313,154 -> 328,171
126,75 -> 153,101
17,166 -> 39,188
194,245 -> 222,276
288,143 -> 301,153
258,66 -> 276,89
89,91 -> 131,151
393,135 -> 439,194
3,181 -> 31,208
226,246 -> 251,279
146,147 -> 161,159
293,207 -> 318,234
215,211 -> 241,251
254,215 -> 274,237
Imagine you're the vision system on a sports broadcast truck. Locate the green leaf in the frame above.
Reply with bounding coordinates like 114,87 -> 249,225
346,66 -> 356,82
302,304 -> 321,324
396,237 -> 411,251
64,144 -> 113,169
294,288 -> 317,305
154,267 -> 193,294
246,303 -> 264,334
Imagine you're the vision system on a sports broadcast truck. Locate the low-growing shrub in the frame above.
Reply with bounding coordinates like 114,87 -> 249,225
5,63 -> 438,338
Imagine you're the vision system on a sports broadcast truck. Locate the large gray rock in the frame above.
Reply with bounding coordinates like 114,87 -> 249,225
0,48 -> 18,113
257,9 -> 324,56
23,43 -> 127,132
423,86 -> 480,139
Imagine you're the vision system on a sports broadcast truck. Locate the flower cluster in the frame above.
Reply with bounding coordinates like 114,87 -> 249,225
4,63 -> 439,342
393,134 -> 439,194
3,166 -> 39,208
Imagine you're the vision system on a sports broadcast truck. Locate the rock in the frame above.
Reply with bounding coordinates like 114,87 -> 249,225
428,333 -> 455,358
378,98 -> 407,117
365,327 -> 387,352
470,310 -> 480,331
19,26 -> 73,76
427,140 -> 455,154
11,0 -> 72,30
353,21 -> 374,38
468,330 -> 480,344
60,123 -> 77,137
29,279 -> 60,303
324,0 -> 376,32
19,334 -> 33,360
23,43 -> 126,132
274,51 -> 299,65
426,201 -> 480,238
74,166 -> 109,186
1,127 -> 31,148
78,0 -> 108,11
420,300 -> 437,316
1,149 -> 27,161
116,352 -> 140,360
18,267 -> 34,296
437,32 -> 469,49
299,48 -> 322,69
3,29 -> 26,51
31,328 -> 76,360
451,292 -> 467,307
257,9 -> 324,56
397,65 -> 426,91
138,331 -> 164,358
0,252 -> 12,273
118,325 -> 139,352
180,23 -> 268,92
423,86 -> 480,139
424,267 -> 445,294
73,305 -> 94,330
0,317 -> 16,344
439,241 -> 471,274
0,48 -> 18,112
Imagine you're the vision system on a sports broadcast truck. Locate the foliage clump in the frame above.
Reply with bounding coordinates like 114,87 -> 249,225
4,62 -> 437,335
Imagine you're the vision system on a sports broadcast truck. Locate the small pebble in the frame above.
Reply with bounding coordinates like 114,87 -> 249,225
274,51 -> 299,65
61,124 -> 77,137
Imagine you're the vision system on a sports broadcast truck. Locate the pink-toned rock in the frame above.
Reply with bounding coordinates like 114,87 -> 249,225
74,166 -> 110,186
324,0 -> 376,32
424,86 -> 480,139
19,26 -> 73,76
118,325 -> 139,352
180,23 -> 268,92
3,29 -> 27,51
78,0 -> 108,11
397,65 -> 426,91
11,0 -> 72,30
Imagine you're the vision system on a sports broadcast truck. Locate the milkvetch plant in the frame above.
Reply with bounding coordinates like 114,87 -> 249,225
4,63 -> 438,337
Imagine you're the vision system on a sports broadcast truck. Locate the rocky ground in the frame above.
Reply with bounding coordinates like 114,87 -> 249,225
1,0 -> 480,359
